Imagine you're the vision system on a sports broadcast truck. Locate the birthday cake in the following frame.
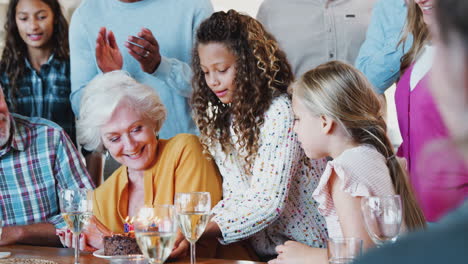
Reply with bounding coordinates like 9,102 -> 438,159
103,233 -> 142,256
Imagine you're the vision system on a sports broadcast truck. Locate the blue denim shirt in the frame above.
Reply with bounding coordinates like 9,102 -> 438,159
355,0 -> 413,94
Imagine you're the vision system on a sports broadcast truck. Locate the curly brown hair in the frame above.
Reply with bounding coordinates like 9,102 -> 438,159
191,9 -> 294,174
0,0 -> 69,109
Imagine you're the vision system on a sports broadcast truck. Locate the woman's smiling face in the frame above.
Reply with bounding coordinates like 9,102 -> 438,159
101,101 -> 158,173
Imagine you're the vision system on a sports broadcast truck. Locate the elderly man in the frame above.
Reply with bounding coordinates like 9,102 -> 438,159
0,86 -> 94,246
257,0 -> 376,76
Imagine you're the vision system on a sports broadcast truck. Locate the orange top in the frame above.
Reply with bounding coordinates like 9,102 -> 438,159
93,134 -> 223,233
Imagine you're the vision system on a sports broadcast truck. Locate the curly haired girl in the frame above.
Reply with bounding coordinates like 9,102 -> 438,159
270,61 -> 426,264
0,0 -> 75,142
174,9 -> 329,261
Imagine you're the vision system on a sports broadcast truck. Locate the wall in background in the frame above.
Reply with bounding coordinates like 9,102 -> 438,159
212,0 -> 263,17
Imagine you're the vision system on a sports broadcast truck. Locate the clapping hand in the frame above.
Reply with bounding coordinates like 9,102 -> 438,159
125,27 -> 162,74
95,27 -> 123,73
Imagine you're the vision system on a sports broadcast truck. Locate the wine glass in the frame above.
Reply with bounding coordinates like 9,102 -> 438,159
327,237 -> 363,264
59,189 -> 93,264
361,195 -> 403,246
133,205 -> 178,264
174,192 -> 211,264
0,216 -> 9,259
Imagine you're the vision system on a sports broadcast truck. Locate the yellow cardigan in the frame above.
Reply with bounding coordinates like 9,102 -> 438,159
93,134 -> 222,233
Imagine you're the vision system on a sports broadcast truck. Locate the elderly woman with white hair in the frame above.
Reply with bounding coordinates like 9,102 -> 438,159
58,70 -> 222,251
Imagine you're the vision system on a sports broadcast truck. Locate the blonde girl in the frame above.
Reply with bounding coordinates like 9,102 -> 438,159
270,61 -> 426,264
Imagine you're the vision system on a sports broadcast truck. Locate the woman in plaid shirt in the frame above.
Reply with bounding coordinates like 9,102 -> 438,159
0,0 -> 75,144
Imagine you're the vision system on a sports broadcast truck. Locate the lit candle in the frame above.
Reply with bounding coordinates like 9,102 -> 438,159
124,216 -> 130,233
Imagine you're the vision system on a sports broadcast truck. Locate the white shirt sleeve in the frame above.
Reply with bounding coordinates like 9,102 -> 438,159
211,96 -> 302,244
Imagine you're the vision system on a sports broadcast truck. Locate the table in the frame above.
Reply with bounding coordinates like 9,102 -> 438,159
0,245 -> 266,264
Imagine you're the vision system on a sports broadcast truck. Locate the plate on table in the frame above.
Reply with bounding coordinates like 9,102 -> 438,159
93,249 -> 144,260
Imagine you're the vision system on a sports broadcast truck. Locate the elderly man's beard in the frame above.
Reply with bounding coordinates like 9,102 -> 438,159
0,113 -> 11,147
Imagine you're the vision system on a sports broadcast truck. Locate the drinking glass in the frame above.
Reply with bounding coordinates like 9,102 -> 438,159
327,237 -> 363,264
174,192 -> 211,264
361,195 -> 403,246
59,189 -> 93,264
0,217 -> 6,258
133,205 -> 178,264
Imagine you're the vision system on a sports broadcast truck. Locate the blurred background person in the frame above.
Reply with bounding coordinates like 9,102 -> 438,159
257,0 -> 376,77
356,0 -> 411,94
395,0 -> 467,222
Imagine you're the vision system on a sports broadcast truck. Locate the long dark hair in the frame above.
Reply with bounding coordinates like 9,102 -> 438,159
191,10 -> 294,173
0,0 -> 69,107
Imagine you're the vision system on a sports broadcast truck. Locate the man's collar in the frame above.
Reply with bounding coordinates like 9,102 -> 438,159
7,115 -> 29,152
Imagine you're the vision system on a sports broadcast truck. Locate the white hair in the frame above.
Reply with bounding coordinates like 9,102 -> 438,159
77,71 -> 167,152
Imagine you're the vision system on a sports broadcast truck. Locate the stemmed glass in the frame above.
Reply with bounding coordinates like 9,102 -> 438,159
174,192 -> 211,264
133,205 -> 178,264
59,189 -> 93,264
361,195 -> 403,247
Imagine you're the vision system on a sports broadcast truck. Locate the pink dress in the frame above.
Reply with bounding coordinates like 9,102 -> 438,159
395,64 -> 468,222
312,145 -> 396,238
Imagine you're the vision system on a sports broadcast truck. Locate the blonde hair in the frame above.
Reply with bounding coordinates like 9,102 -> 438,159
291,61 -> 426,231
77,71 -> 167,152
399,0 -> 430,73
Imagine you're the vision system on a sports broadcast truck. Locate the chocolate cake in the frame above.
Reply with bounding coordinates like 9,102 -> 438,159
103,233 -> 142,256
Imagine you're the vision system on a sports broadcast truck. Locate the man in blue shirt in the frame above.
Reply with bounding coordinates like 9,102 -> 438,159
70,0 -> 213,180
70,0 -> 213,139
355,0 -> 412,94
